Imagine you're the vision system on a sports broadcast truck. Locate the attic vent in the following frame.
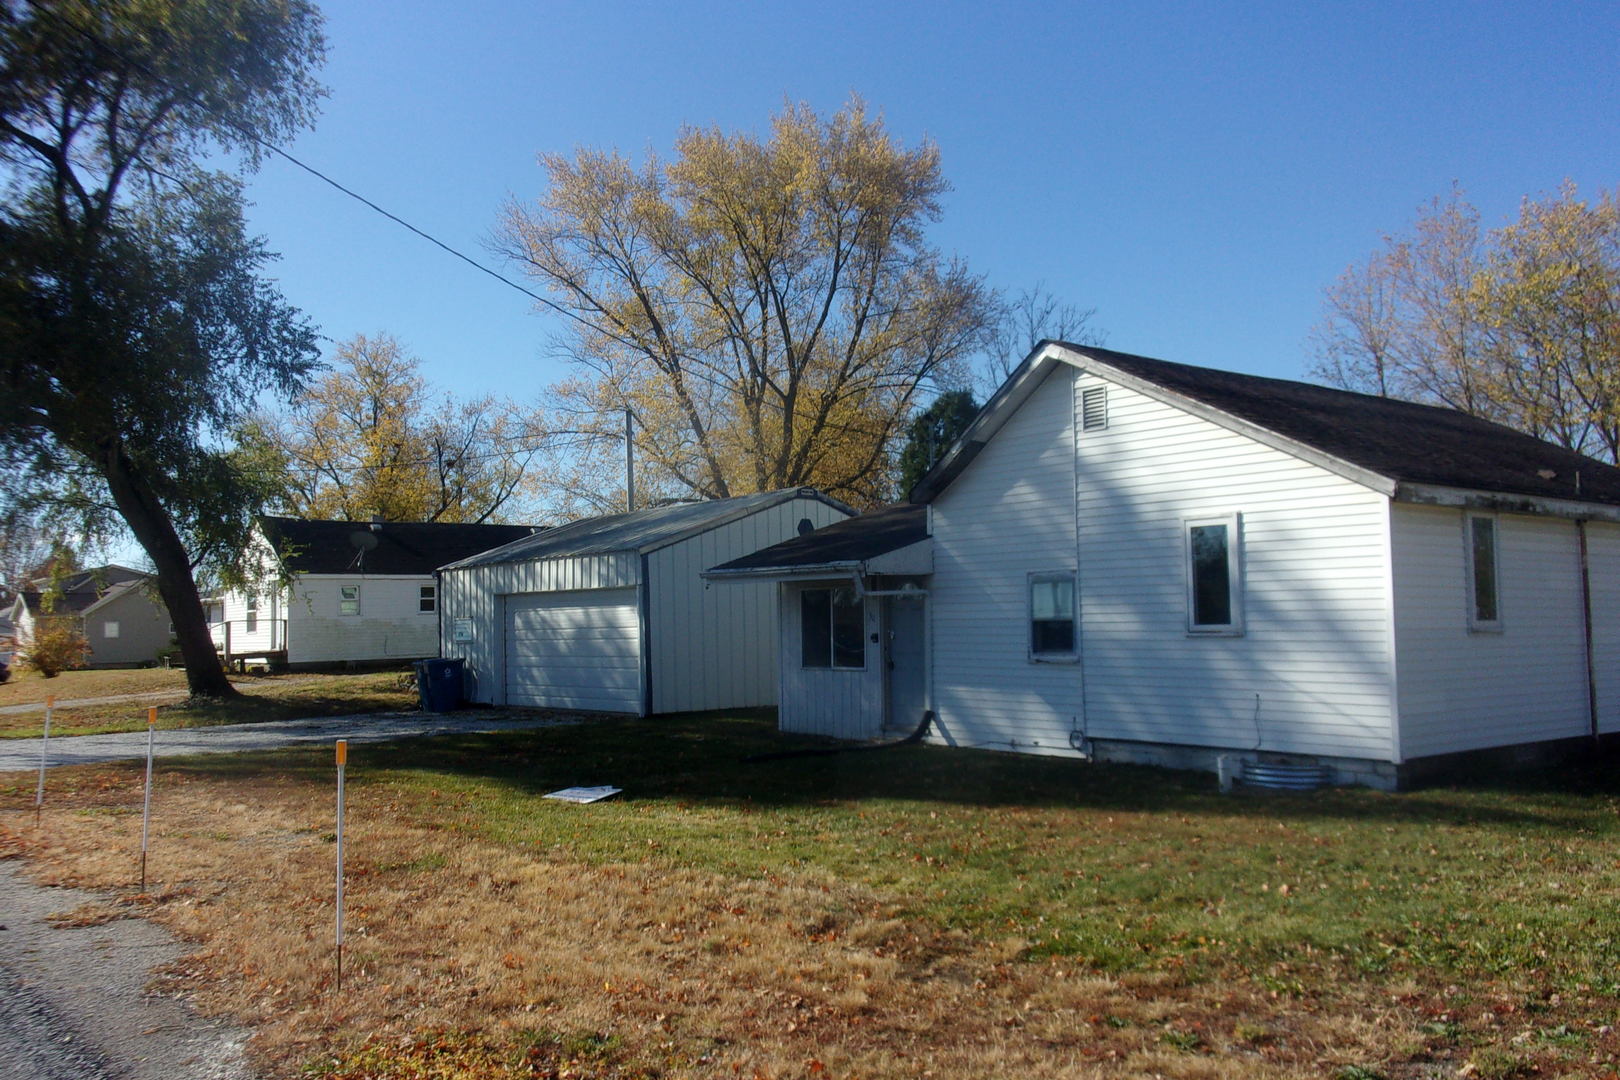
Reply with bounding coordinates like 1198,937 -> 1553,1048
1081,386 -> 1108,431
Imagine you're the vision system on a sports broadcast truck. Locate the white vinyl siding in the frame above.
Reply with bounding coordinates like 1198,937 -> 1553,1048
931,365 -> 1086,755
1069,371 -> 1394,760
504,589 -> 641,712
283,575 -> 442,665
1392,506 -> 1590,758
778,580 -> 883,740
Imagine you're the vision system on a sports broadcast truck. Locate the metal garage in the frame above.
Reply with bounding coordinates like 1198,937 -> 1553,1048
438,488 -> 852,715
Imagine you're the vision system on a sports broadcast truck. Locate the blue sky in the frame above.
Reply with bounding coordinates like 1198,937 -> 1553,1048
239,0 -> 1619,405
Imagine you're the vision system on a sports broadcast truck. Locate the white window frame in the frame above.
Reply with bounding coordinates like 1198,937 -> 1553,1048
103,619 -> 120,639
245,593 -> 259,633
1027,570 -> 1079,662
339,585 -> 361,617
1464,513 -> 1503,632
419,584 -> 437,613
1185,513 -> 1244,635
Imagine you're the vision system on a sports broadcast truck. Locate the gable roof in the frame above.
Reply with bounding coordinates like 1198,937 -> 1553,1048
444,488 -> 854,571
913,342 -> 1620,511
259,517 -> 539,576
707,503 -> 928,576
19,565 -> 151,616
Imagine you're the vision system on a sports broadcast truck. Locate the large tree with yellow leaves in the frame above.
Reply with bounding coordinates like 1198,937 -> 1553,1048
496,99 -> 995,511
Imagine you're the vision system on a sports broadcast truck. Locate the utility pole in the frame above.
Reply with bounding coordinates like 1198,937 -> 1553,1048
625,408 -> 636,512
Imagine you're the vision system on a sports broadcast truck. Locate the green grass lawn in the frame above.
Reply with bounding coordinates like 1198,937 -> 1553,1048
0,670 -> 418,738
176,711 -> 1620,1000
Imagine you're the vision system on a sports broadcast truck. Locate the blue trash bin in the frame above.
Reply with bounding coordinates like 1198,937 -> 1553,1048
412,657 -> 465,712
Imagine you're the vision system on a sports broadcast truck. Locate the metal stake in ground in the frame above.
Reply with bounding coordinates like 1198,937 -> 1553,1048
140,706 -> 155,892
335,738 -> 347,993
35,694 -> 53,828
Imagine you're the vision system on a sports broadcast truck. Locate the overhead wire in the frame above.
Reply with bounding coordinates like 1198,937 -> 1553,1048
19,0 -> 967,467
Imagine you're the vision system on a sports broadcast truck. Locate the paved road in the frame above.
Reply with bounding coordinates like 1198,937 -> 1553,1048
0,710 -> 577,772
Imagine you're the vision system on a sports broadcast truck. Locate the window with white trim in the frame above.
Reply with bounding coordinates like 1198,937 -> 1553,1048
800,586 -> 865,669
1465,514 -> 1502,630
419,585 -> 436,613
245,594 -> 259,633
1186,514 -> 1243,633
340,585 -> 361,616
103,620 -> 120,639
1029,572 -> 1078,660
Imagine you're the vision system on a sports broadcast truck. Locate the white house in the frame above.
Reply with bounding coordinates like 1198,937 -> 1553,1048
7,565 -> 171,668
707,343 -> 1620,789
216,516 -> 537,668
438,488 -> 852,714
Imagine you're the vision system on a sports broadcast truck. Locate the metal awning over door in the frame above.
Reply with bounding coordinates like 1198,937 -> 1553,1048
503,588 -> 641,713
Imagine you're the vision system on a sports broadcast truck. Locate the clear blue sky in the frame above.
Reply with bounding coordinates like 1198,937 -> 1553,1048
239,0 -> 1619,404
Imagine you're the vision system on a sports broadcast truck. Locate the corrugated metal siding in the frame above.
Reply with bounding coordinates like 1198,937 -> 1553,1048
1392,505 -> 1591,757
1070,371 -> 1394,759
1586,522 -> 1620,736
930,366 -> 1086,754
439,553 -> 640,705
777,581 -> 884,738
647,495 -> 849,713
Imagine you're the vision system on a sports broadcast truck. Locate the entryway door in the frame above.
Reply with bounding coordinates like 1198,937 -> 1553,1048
883,596 -> 927,734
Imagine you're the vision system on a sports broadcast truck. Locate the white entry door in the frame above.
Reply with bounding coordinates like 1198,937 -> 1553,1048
884,596 -> 928,734
503,588 -> 642,713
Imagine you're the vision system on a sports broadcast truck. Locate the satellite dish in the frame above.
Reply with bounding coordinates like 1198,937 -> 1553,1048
349,530 -> 379,552
797,517 -> 815,536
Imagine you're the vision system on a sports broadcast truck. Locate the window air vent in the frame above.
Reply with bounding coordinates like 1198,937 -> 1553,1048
1081,386 -> 1108,431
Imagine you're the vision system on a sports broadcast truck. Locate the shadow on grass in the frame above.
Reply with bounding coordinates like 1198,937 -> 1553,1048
152,709 -> 1620,834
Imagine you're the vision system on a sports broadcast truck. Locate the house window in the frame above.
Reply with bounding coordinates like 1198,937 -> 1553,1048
801,586 -> 865,669
1466,514 -> 1502,630
245,594 -> 259,633
1029,572 -> 1077,660
419,585 -> 436,613
103,620 -> 120,639
1081,386 -> 1108,431
1186,514 -> 1243,633
340,586 -> 361,616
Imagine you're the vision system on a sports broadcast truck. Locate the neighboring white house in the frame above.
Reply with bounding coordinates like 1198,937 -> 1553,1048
438,489 -> 852,714
216,517 -> 537,668
7,565 -> 172,668
707,342 -> 1620,789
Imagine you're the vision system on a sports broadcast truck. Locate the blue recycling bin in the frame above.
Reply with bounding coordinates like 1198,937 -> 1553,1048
413,657 -> 465,712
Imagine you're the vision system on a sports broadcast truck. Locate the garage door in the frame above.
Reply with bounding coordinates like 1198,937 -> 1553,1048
504,588 -> 642,712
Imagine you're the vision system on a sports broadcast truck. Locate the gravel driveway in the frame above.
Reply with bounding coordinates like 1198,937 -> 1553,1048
0,709 -> 577,772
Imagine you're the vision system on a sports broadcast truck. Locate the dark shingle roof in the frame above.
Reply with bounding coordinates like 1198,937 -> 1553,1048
920,343 -> 1620,508
260,517 -> 539,575
444,489 -> 853,570
20,566 -> 150,615
710,504 -> 928,574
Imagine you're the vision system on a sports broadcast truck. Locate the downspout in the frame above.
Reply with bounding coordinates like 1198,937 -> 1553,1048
1577,519 -> 1600,745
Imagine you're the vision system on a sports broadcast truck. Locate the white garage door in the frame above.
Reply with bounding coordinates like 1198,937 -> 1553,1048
504,588 -> 642,712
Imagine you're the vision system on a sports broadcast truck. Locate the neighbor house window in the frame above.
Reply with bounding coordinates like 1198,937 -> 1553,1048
1029,572 -> 1078,660
801,586 -> 864,669
340,586 -> 361,616
419,585 -> 436,613
1466,514 -> 1502,631
1081,386 -> 1108,431
103,620 -> 120,639
1186,514 -> 1243,633
245,594 -> 259,633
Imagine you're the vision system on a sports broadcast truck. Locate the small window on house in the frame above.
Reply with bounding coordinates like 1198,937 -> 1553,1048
1186,515 -> 1243,633
1029,572 -> 1077,660
245,594 -> 259,633
800,586 -> 865,669
419,585 -> 436,613
1081,386 -> 1108,431
103,620 -> 120,639
1466,515 -> 1501,630
340,586 -> 361,616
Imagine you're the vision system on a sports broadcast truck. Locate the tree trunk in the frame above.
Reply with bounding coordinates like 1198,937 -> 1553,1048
99,439 -> 237,699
